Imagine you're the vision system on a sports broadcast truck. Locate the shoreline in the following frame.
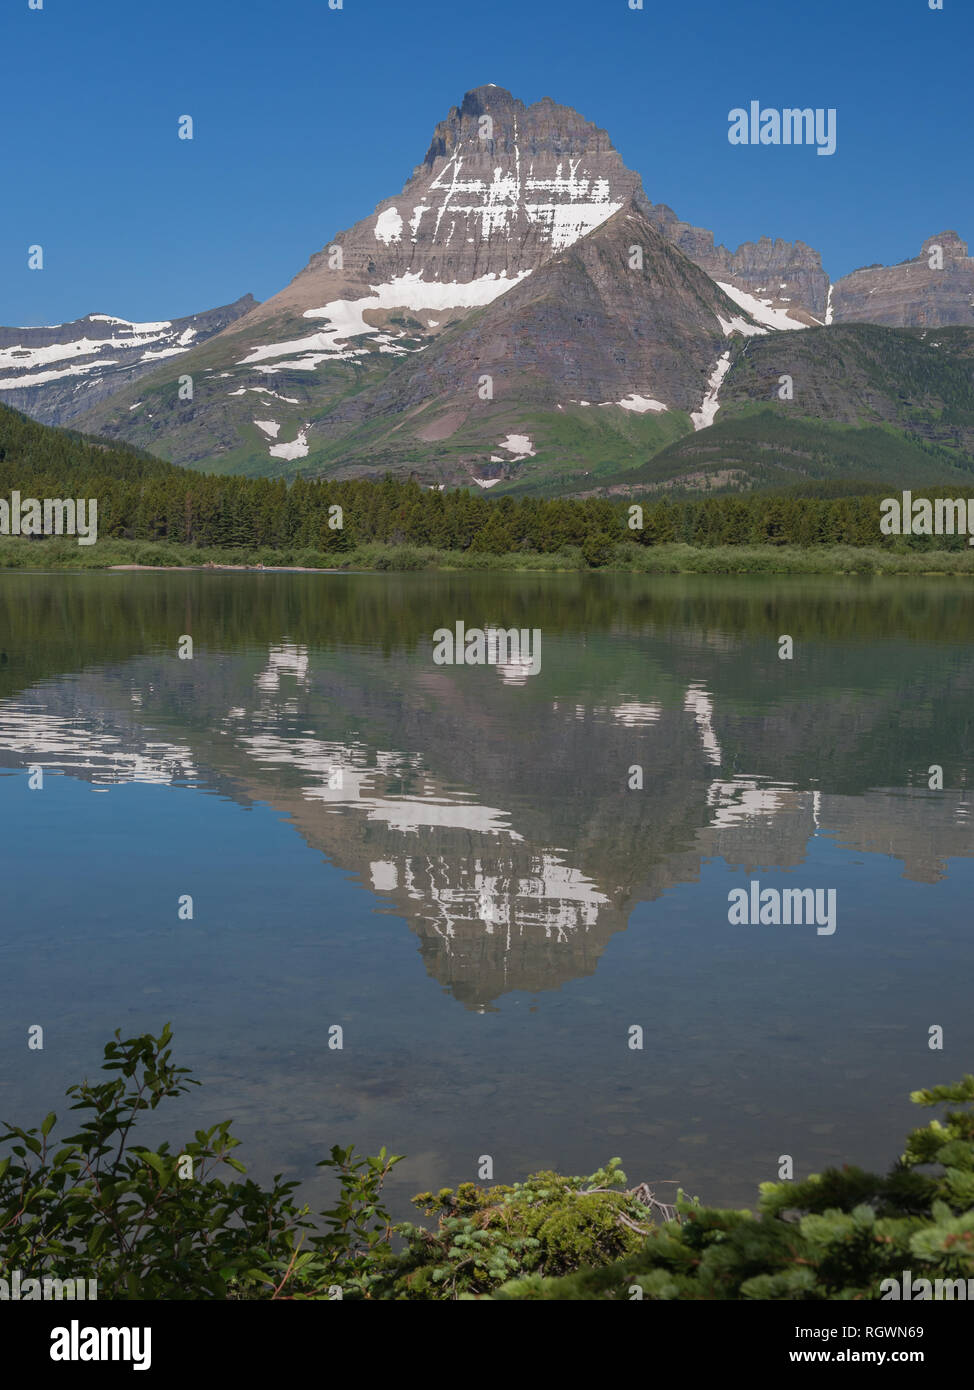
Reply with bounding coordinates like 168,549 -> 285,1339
4,539 -> 974,576
108,563 -> 346,573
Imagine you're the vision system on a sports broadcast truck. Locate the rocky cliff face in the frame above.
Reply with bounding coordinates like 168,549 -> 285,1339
831,232 -> 974,327
0,295 -> 258,427
269,88 -> 639,293
642,202 -> 829,324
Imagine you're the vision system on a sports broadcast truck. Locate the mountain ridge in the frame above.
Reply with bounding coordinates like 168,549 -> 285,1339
3,83 -> 973,493
0,295 -> 258,429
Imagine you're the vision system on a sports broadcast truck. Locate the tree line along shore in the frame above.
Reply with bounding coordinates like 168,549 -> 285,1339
3,399 -> 974,572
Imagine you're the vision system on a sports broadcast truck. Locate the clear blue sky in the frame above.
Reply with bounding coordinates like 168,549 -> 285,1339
3,0 -> 971,326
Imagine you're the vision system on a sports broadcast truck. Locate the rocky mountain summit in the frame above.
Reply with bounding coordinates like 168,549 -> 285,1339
210,85 -> 652,350
224,83 -> 822,355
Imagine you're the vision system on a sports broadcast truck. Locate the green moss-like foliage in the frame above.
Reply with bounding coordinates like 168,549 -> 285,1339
491,1077 -> 974,1300
365,1161 -> 654,1299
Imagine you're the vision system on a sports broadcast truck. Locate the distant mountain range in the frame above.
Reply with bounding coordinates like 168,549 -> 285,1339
0,297 -> 256,427
3,85 -> 974,495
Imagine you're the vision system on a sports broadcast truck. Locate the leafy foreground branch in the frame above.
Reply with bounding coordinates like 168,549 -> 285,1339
1,1028 -> 972,1300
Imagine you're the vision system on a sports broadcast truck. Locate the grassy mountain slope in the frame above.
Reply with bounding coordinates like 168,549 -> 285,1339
594,412 -> 974,497
589,324 -> 974,497
724,324 -> 974,450
69,309 -> 404,475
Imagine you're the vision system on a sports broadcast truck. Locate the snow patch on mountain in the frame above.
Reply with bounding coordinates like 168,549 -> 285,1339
716,282 -> 804,331
0,331 -> 171,373
139,346 -> 190,362
374,207 -> 404,244
536,200 -> 623,250
691,352 -> 732,430
239,272 -> 532,369
425,152 -> 622,251
717,312 -> 767,338
268,427 -> 309,460
0,358 -> 120,390
614,394 -> 668,413
409,204 -> 430,240
228,385 -> 300,402
0,309 -> 242,396
88,314 -> 173,331
498,433 -> 536,460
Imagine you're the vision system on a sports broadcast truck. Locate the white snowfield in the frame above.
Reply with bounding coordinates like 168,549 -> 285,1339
0,314 -> 200,390
716,281 -> 805,332
498,433 -> 536,460
88,314 -> 173,331
572,396 -> 670,412
253,419 -> 281,438
614,394 -> 668,413
228,385 -> 300,403
268,427 -> 309,460
373,207 -> 404,244
138,346 -> 190,362
0,357 -> 120,390
413,152 -> 623,251
691,351 -> 732,430
409,205 -> 430,239
238,271 -> 532,370
717,311 -> 767,338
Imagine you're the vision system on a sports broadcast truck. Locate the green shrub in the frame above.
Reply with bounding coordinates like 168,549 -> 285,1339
0,1026 -> 402,1300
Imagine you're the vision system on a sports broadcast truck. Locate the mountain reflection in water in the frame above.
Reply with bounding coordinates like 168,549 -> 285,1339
0,571 -> 971,1213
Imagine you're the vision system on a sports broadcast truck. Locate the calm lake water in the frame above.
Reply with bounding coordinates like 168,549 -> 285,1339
0,570 -> 971,1219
